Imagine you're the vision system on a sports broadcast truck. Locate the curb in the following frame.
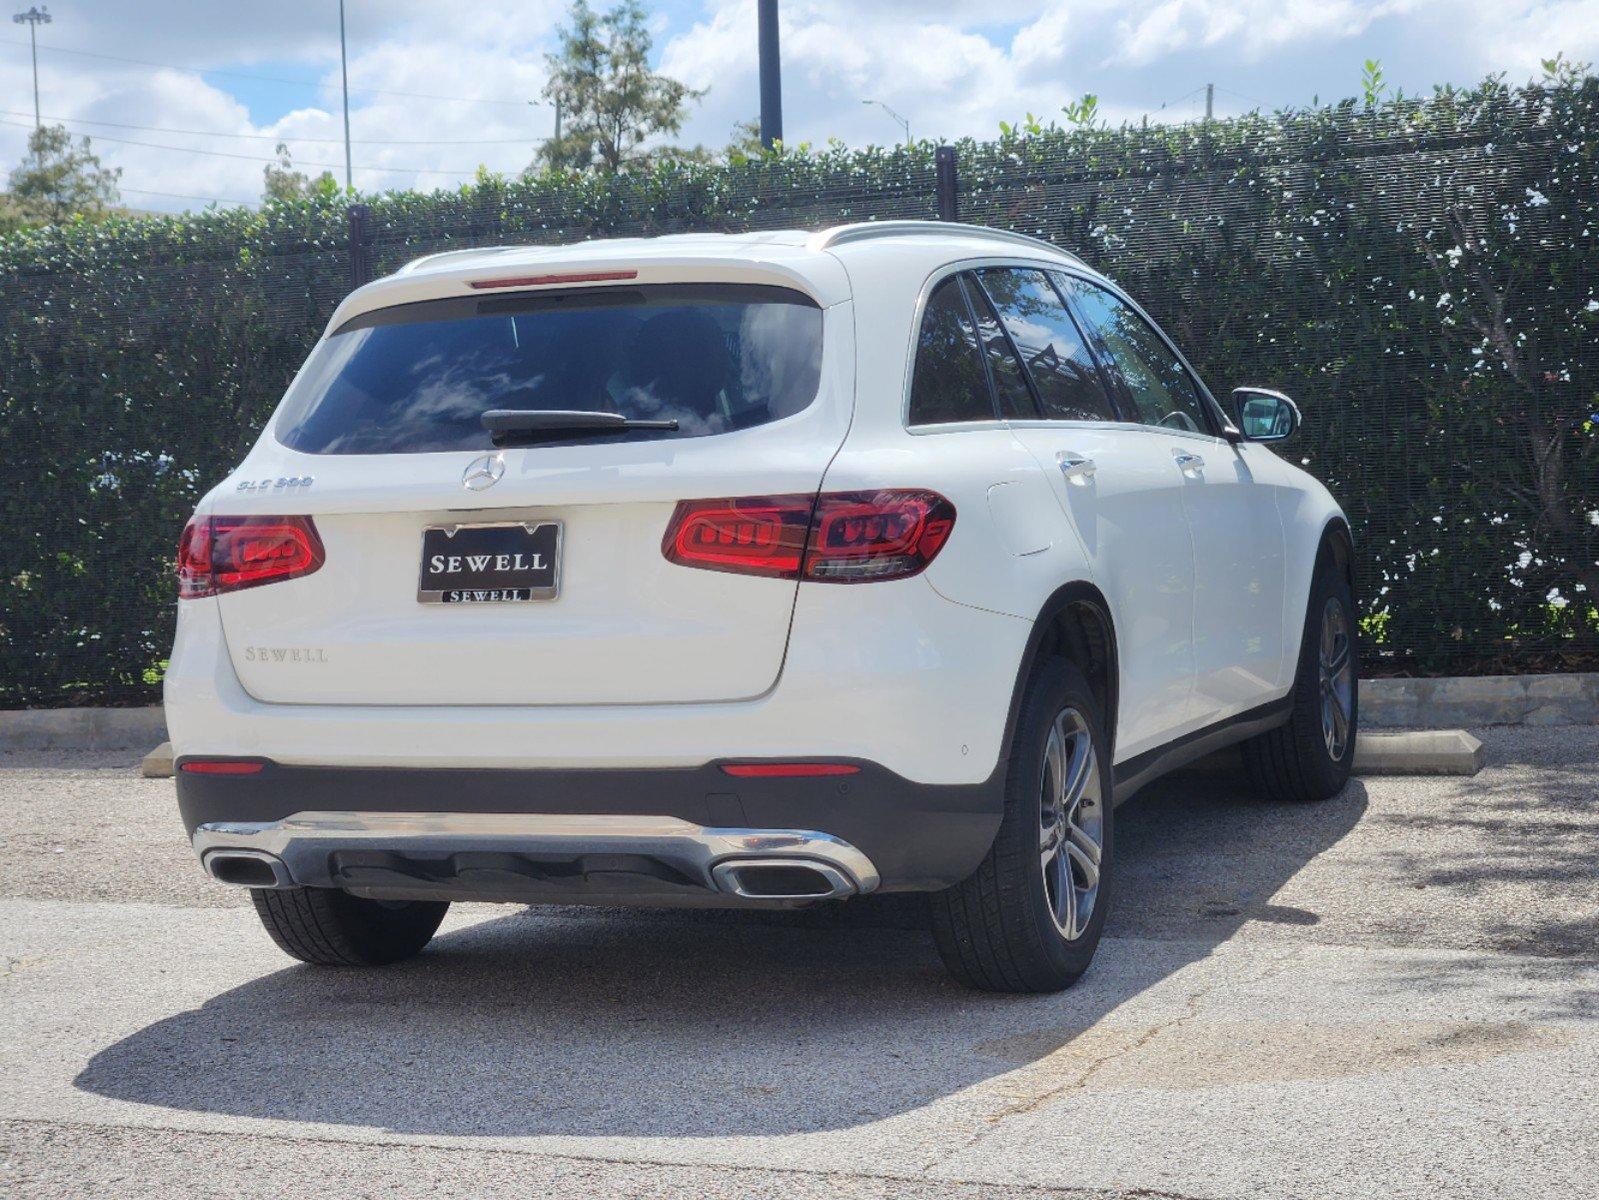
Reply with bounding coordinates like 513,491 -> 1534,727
0,705 -> 166,751
1362,672 -> 1598,728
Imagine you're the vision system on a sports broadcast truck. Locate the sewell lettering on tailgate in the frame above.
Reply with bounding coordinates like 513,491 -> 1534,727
244,646 -> 329,664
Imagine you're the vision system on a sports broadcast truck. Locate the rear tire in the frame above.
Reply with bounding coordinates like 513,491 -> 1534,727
1240,556 -> 1358,802
931,658 -> 1112,992
251,887 -> 448,966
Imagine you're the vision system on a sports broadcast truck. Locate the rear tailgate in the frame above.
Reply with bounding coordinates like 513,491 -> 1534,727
211,277 -> 854,707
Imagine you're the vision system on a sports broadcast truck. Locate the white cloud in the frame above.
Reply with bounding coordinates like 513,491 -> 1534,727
4,0 -> 1597,213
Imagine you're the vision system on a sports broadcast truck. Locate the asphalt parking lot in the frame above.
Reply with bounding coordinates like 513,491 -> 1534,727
2,727 -> 1595,1199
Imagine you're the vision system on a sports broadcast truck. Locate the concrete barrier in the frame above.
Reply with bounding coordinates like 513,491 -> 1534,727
140,742 -> 175,778
1352,730 -> 1485,775
0,705 -> 166,751
1361,672 -> 1598,727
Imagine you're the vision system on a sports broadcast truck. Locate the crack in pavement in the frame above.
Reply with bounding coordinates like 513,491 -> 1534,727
920,945 -> 1312,1175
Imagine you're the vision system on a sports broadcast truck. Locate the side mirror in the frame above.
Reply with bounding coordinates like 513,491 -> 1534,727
1231,387 -> 1301,442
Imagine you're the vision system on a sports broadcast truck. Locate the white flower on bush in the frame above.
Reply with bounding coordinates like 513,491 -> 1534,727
1546,589 -> 1568,609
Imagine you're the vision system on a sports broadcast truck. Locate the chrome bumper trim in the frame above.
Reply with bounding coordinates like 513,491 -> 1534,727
192,810 -> 881,895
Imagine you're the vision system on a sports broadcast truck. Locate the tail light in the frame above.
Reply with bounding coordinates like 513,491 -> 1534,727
663,489 -> 955,583
177,515 -> 325,598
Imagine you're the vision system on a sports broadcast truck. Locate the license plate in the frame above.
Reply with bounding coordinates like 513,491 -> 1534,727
417,522 -> 561,603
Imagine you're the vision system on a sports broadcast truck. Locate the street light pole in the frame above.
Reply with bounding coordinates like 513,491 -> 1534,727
862,98 -> 910,147
12,5 -> 51,129
338,0 -> 353,191
757,0 -> 782,150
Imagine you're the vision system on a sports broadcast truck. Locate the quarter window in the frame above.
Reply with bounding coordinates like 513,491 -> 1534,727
907,276 -> 997,426
1056,275 -> 1210,434
976,269 -> 1116,423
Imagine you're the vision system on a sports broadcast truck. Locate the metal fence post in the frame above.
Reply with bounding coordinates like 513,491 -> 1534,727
935,145 -> 959,222
346,203 -> 373,290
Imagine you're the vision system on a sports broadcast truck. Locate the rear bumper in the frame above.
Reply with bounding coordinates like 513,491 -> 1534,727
177,759 -> 1003,896
195,811 -> 879,905
164,577 -> 1032,788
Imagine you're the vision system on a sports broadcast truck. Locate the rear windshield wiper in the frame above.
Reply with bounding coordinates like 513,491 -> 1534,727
481,409 -> 680,446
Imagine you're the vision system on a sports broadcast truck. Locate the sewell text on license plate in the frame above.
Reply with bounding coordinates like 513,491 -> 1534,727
417,522 -> 561,603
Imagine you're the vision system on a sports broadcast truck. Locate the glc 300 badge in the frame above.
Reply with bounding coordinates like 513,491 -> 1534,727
236,475 -> 314,492
462,452 -> 505,491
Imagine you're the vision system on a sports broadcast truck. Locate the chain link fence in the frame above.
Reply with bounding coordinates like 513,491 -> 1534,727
2,78 -> 1595,706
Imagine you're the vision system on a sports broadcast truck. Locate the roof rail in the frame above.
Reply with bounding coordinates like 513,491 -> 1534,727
809,220 -> 1084,264
397,245 -> 529,276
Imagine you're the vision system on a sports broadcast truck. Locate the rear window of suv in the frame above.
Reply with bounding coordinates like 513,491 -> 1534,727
274,283 -> 824,455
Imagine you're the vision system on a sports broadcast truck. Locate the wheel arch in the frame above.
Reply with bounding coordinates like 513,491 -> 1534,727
999,581 -> 1121,767
1320,515 -> 1356,594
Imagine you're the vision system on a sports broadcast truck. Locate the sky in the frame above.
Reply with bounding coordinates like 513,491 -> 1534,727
1,0 -> 1596,213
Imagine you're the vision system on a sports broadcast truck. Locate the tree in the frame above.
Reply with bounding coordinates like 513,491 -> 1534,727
262,143 -> 339,203
723,118 -> 766,164
6,124 -> 121,225
533,0 -> 704,174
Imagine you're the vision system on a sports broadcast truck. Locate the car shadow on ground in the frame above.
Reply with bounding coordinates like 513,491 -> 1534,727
74,758 -> 1369,1139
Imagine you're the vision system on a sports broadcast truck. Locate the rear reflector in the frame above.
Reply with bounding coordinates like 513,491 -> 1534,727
663,489 -> 955,583
468,269 -> 638,290
178,515 -> 324,599
180,760 -> 265,775
721,763 -> 861,778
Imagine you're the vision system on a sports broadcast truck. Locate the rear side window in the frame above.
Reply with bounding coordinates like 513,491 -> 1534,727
976,269 -> 1116,423
907,276 -> 996,426
274,284 -> 823,455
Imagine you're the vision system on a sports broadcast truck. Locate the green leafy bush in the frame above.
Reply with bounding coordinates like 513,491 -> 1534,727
1,76 -> 1594,706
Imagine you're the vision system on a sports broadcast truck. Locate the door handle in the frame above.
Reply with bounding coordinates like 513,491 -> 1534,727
1172,450 -> 1205,475
1056,451 -> 1097,483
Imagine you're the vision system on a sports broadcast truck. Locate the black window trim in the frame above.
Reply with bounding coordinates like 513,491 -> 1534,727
967,270 -> 1046,421
952,272 -> 1013,422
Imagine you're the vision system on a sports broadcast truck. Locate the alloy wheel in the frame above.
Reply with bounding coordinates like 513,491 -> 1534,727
1038,708 -> 1104,941
1318,597 -> 1354,761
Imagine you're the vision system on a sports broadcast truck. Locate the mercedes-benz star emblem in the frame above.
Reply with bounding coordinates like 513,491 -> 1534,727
461,452 -> 505,492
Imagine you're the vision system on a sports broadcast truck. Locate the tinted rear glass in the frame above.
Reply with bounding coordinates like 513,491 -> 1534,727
274,284 -> 824,455
907,275 -> 996,426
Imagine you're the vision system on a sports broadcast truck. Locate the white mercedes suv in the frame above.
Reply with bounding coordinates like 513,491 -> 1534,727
166,221 -> 1357,992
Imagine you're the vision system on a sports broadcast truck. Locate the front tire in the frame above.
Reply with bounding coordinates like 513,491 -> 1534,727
1240,556 -> 1358,802
931,659 -> 1112,992
251,887 -> 448,966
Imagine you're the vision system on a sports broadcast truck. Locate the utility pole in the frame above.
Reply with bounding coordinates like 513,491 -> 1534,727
757,0 -> 782,150
862,98 -> 910,146
338,0 -> 353,190
531,95 -> 563,165
1204,82 -> 1214,122
12,5 -> 50,129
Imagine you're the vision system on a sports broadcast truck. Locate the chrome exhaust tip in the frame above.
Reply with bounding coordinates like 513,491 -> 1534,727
710,858 -> 858,900
203,849 -> 294,889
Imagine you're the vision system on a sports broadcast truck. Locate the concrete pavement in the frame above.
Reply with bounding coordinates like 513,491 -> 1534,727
2,729 -> 1595,1199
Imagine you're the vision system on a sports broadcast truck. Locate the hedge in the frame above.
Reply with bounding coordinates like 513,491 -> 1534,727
1,75 -> 1595,706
